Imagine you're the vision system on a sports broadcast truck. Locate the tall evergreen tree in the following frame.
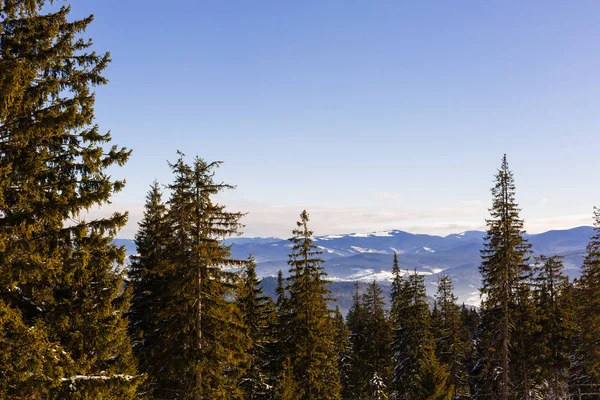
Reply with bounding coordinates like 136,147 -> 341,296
573,207 -> 600,389
237,255 -> 276,400
152,155 -> 249,399
392,270 -> 452,400
286,210 -> 341,400
532,255 -> 573,398
265,269 -> 289,386
0,1 -> 139,396
362,280 -> 393,397
390,252 -> 403,325
128,182 -> 168,396
344,282 -> 365,398
478,155 -> 531,400
332,305 -> 353,399
433,275 -> 471,398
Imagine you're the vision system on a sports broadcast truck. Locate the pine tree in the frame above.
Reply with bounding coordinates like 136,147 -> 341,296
433,275 -> 471,398
238,255 -> 276,400
152,154 -> 249,399
128,182 -> 168,395
573,207 -> 600,389
478,155 -> 531,400
286,210 -> 341,400
532,255 -> 573,398
0,1 -> 139,396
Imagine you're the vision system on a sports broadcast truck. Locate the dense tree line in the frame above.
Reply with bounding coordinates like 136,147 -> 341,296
2,1 -> 600,399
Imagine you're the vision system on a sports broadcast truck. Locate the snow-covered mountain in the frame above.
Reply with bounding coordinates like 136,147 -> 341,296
116,226 -> 594,310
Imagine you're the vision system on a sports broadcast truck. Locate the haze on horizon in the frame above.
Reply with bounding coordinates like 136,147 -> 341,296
71,0 -> 600,239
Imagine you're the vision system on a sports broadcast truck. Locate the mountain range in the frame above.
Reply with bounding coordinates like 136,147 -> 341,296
115,226 -> 593,313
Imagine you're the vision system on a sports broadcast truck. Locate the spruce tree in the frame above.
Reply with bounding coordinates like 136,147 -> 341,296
362,280 -> 393,397
392,270 -> 452,400
478,155 -> 531,400
128,182 -> 168,396
286,210 -> 341,400
277,357 -> 301,400
344,282 -> 365,398
237,255 -> 276,400
0,1 -> 138,396
265,269 -> 289,386
573,207 -> 600,389
512,267 -> 540,399
433,275 -> 471,398
0,299 -> 66,398
390,252 -> 403,325
152,154 -> 249,399
532,255 -> 573,398
331,305 -> 352,399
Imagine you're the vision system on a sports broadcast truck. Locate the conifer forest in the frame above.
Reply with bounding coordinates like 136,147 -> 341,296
2,1 -> 600,399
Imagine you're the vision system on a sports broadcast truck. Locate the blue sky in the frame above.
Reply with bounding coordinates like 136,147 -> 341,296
70,0 -> 600,238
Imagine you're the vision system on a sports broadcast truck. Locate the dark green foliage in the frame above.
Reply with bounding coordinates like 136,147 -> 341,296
362,281 -> 393,397
392,270 -> 452,400
0,0 -> 139,396
478,155 -> 531,400
573,207 -> 600,388
343,282 -> 365,398
433,275 -> 471,398
238,256 -> 276,400
332,306 -> 353,398
344,281 -> 393,399
285,210 -> 341,400
511,271 -> 539,399
146,155 -> 249,399
264,269 -> 289,387
128,182 -> 168,395
532,255 -> 574,398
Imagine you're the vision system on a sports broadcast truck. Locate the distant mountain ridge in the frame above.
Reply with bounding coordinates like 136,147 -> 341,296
116,226 -> 594,309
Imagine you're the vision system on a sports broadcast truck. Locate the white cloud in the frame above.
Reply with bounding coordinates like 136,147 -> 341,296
459,199 -> 485,208
524,214 -> 592,233
80,200 -> 594,240
375,192 -> 403,201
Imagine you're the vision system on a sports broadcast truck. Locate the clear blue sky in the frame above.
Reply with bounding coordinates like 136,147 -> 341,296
70,0 -> 600,238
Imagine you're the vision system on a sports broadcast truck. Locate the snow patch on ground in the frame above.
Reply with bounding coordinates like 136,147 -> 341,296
350,246 -> 388,254
430,267 -> 445,274
423,247 -> 435,253
317,246 -> 347,256
371,231 -> 393,237
317,234 -> 344,241
459,291 -> 481,307
329,268 -> 431,282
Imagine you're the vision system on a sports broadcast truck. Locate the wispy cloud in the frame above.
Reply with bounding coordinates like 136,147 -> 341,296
80,200 -> 594,240
524,214 -> 592,233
